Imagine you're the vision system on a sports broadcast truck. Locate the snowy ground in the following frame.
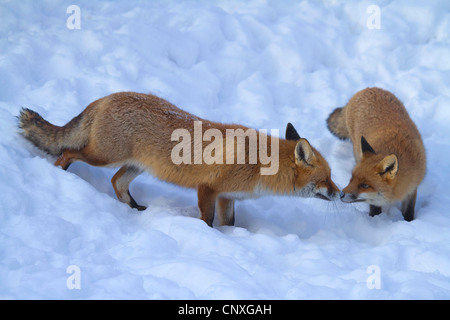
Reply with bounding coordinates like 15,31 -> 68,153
1,0 -> 450,299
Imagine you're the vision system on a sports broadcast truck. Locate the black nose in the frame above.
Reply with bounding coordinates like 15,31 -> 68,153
340,191 -> 345,199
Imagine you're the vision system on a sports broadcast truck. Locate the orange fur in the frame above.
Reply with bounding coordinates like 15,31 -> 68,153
327,87 -> 426,221
19,92 -> 340,226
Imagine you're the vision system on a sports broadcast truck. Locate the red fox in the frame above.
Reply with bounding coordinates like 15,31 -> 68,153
327,87 -> 426,221
19,92 -> 340,227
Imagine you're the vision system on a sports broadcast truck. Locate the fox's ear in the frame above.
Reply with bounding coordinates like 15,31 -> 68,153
378,154 -> 398,180
286,122 -> 301,141
361,136 -> 376,155
295,138 -> 315,165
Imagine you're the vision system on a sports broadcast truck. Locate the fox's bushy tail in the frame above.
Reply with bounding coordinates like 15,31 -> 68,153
326,106 -> 349,140
18,108 -> 91,156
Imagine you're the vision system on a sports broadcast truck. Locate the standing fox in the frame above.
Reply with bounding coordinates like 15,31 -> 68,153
327,87 -> 426,221
19,92 -> 340,227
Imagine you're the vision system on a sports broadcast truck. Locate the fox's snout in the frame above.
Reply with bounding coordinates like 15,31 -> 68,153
340,192 -> 363,203
315,180 -> 341,201
340,183 -> 366,203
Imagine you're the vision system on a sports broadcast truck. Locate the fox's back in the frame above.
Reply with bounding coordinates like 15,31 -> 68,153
87,92 -> 262,189
346,88 -> 419,145
94,92 -> 199,139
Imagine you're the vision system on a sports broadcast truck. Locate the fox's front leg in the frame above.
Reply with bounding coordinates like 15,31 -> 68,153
401,189 -> 417,222
197,185 -> 217,227
216,197 -> 235,226
370,205 -> 382,217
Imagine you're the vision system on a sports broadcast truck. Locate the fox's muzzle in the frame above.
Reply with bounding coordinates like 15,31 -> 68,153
315,188 -> 341,201
341,193 -> 365,203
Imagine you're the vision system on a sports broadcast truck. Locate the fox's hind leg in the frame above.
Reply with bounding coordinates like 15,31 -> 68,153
54,150 -> 84,170
111,165 -> 146,211
401,189 -> 417,222
54,145 -> 109,170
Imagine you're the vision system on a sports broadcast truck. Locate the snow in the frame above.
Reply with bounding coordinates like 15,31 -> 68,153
1,0 -> 450,299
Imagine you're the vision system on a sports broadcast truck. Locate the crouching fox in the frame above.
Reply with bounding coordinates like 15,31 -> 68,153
19,92 -> 340,227
327,87 -> 426,221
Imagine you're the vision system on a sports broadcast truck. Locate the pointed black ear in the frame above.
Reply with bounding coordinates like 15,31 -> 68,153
361,136 -> 376,154
286,123 -> 301,141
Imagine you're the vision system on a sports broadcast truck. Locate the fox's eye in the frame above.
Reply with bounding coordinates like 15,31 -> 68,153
359,183 -> 370,189
324,178 -> 329,183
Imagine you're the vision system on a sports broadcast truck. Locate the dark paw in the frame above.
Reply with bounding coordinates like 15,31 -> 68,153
135,205 -> 147,211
